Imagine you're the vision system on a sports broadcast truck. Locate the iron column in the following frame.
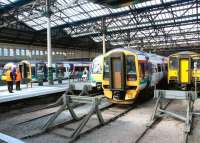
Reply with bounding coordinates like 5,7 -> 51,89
102,18 -> 106,55
127,31 -> 130,49
46,0 -> 53,85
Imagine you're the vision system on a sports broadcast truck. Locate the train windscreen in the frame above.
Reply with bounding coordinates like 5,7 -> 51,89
92,62 -> 102,74
126,56 -> 136,81
169,57 -> 178,69
191,57 -> 200,69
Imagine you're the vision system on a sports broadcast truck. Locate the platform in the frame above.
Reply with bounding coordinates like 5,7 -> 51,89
0,80 -> 92,104
0,132 -> 25,143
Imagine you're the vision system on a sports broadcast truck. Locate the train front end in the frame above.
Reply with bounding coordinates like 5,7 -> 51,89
168,51 -> 200,89
102,49 -> 139,104
90,55 -> 103,90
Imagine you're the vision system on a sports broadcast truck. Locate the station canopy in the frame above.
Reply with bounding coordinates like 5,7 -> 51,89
0,0 -> 200,54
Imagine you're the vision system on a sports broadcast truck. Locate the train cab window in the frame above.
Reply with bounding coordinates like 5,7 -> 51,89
169,57 -> 178,69
126,56 -> 136,81
103,58 -> 110,79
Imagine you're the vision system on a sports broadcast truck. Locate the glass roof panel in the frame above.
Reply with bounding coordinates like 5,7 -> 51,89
0,0 -> 17,5
32,25 -> 45,30
0,0 -> 18,9
4,0 -> 198,48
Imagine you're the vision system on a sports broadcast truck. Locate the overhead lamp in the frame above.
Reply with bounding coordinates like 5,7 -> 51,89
89,0 -> 150,8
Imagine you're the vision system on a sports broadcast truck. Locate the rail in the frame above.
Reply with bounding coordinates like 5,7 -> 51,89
42,93 -> 105,142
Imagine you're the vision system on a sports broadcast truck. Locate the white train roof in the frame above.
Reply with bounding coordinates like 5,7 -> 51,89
93,54 -> 103,63
107,48 -> 166,64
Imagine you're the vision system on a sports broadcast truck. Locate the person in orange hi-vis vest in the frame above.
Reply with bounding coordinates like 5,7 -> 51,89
15,68 -> 22,91
6,67 -> 14,93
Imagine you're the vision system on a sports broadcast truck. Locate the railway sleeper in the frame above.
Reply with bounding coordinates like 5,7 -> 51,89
41,93 -> 106,141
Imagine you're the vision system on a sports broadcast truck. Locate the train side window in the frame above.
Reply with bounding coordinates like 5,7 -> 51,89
148,63 -> 153,74
162,64 -> 164,71
157,64 -> 161,72
139,63 -> 145,79
165,64 -> 168,71
103,58 -> 110,79
32,67 -> 36,75
144,62 -> 151,75
152,64 -> 157,73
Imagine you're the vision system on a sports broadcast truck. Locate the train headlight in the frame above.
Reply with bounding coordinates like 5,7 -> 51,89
127,74 -> 137,81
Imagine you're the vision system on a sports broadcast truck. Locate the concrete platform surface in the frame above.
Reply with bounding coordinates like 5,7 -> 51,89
0,80 -> 91,104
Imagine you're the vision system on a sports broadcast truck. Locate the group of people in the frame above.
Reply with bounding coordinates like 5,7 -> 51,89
71,68 -> 89,81
5,67 -> 22,93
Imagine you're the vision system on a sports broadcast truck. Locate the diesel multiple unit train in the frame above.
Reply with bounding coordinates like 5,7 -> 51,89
100,49 -> 200,104
90,55 -> 103,89
168,51 -> 200,89
0,61 -> 91,82
102,48 -> 168,104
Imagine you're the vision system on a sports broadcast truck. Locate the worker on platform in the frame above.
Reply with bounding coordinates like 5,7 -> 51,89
82,68 -> 88,81
6,67 -> 14,93
15,68 -> 22,91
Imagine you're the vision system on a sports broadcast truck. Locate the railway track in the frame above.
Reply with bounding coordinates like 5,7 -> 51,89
1,85 -> 157,143
19,103 -> 136,143
14,92 -> 102,125
131,100 -> 191,143
0,95 -> 137,143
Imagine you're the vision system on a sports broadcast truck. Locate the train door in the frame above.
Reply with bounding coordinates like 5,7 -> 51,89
179,58 -> 190,84
19,63 -> 29,79
112,58 -> 122,89
19,64 -> 23,78
31,65 -> 36,80
110,53 -> 125,91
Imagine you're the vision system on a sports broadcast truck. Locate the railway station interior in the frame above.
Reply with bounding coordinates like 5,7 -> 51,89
1,0 -> 200,143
